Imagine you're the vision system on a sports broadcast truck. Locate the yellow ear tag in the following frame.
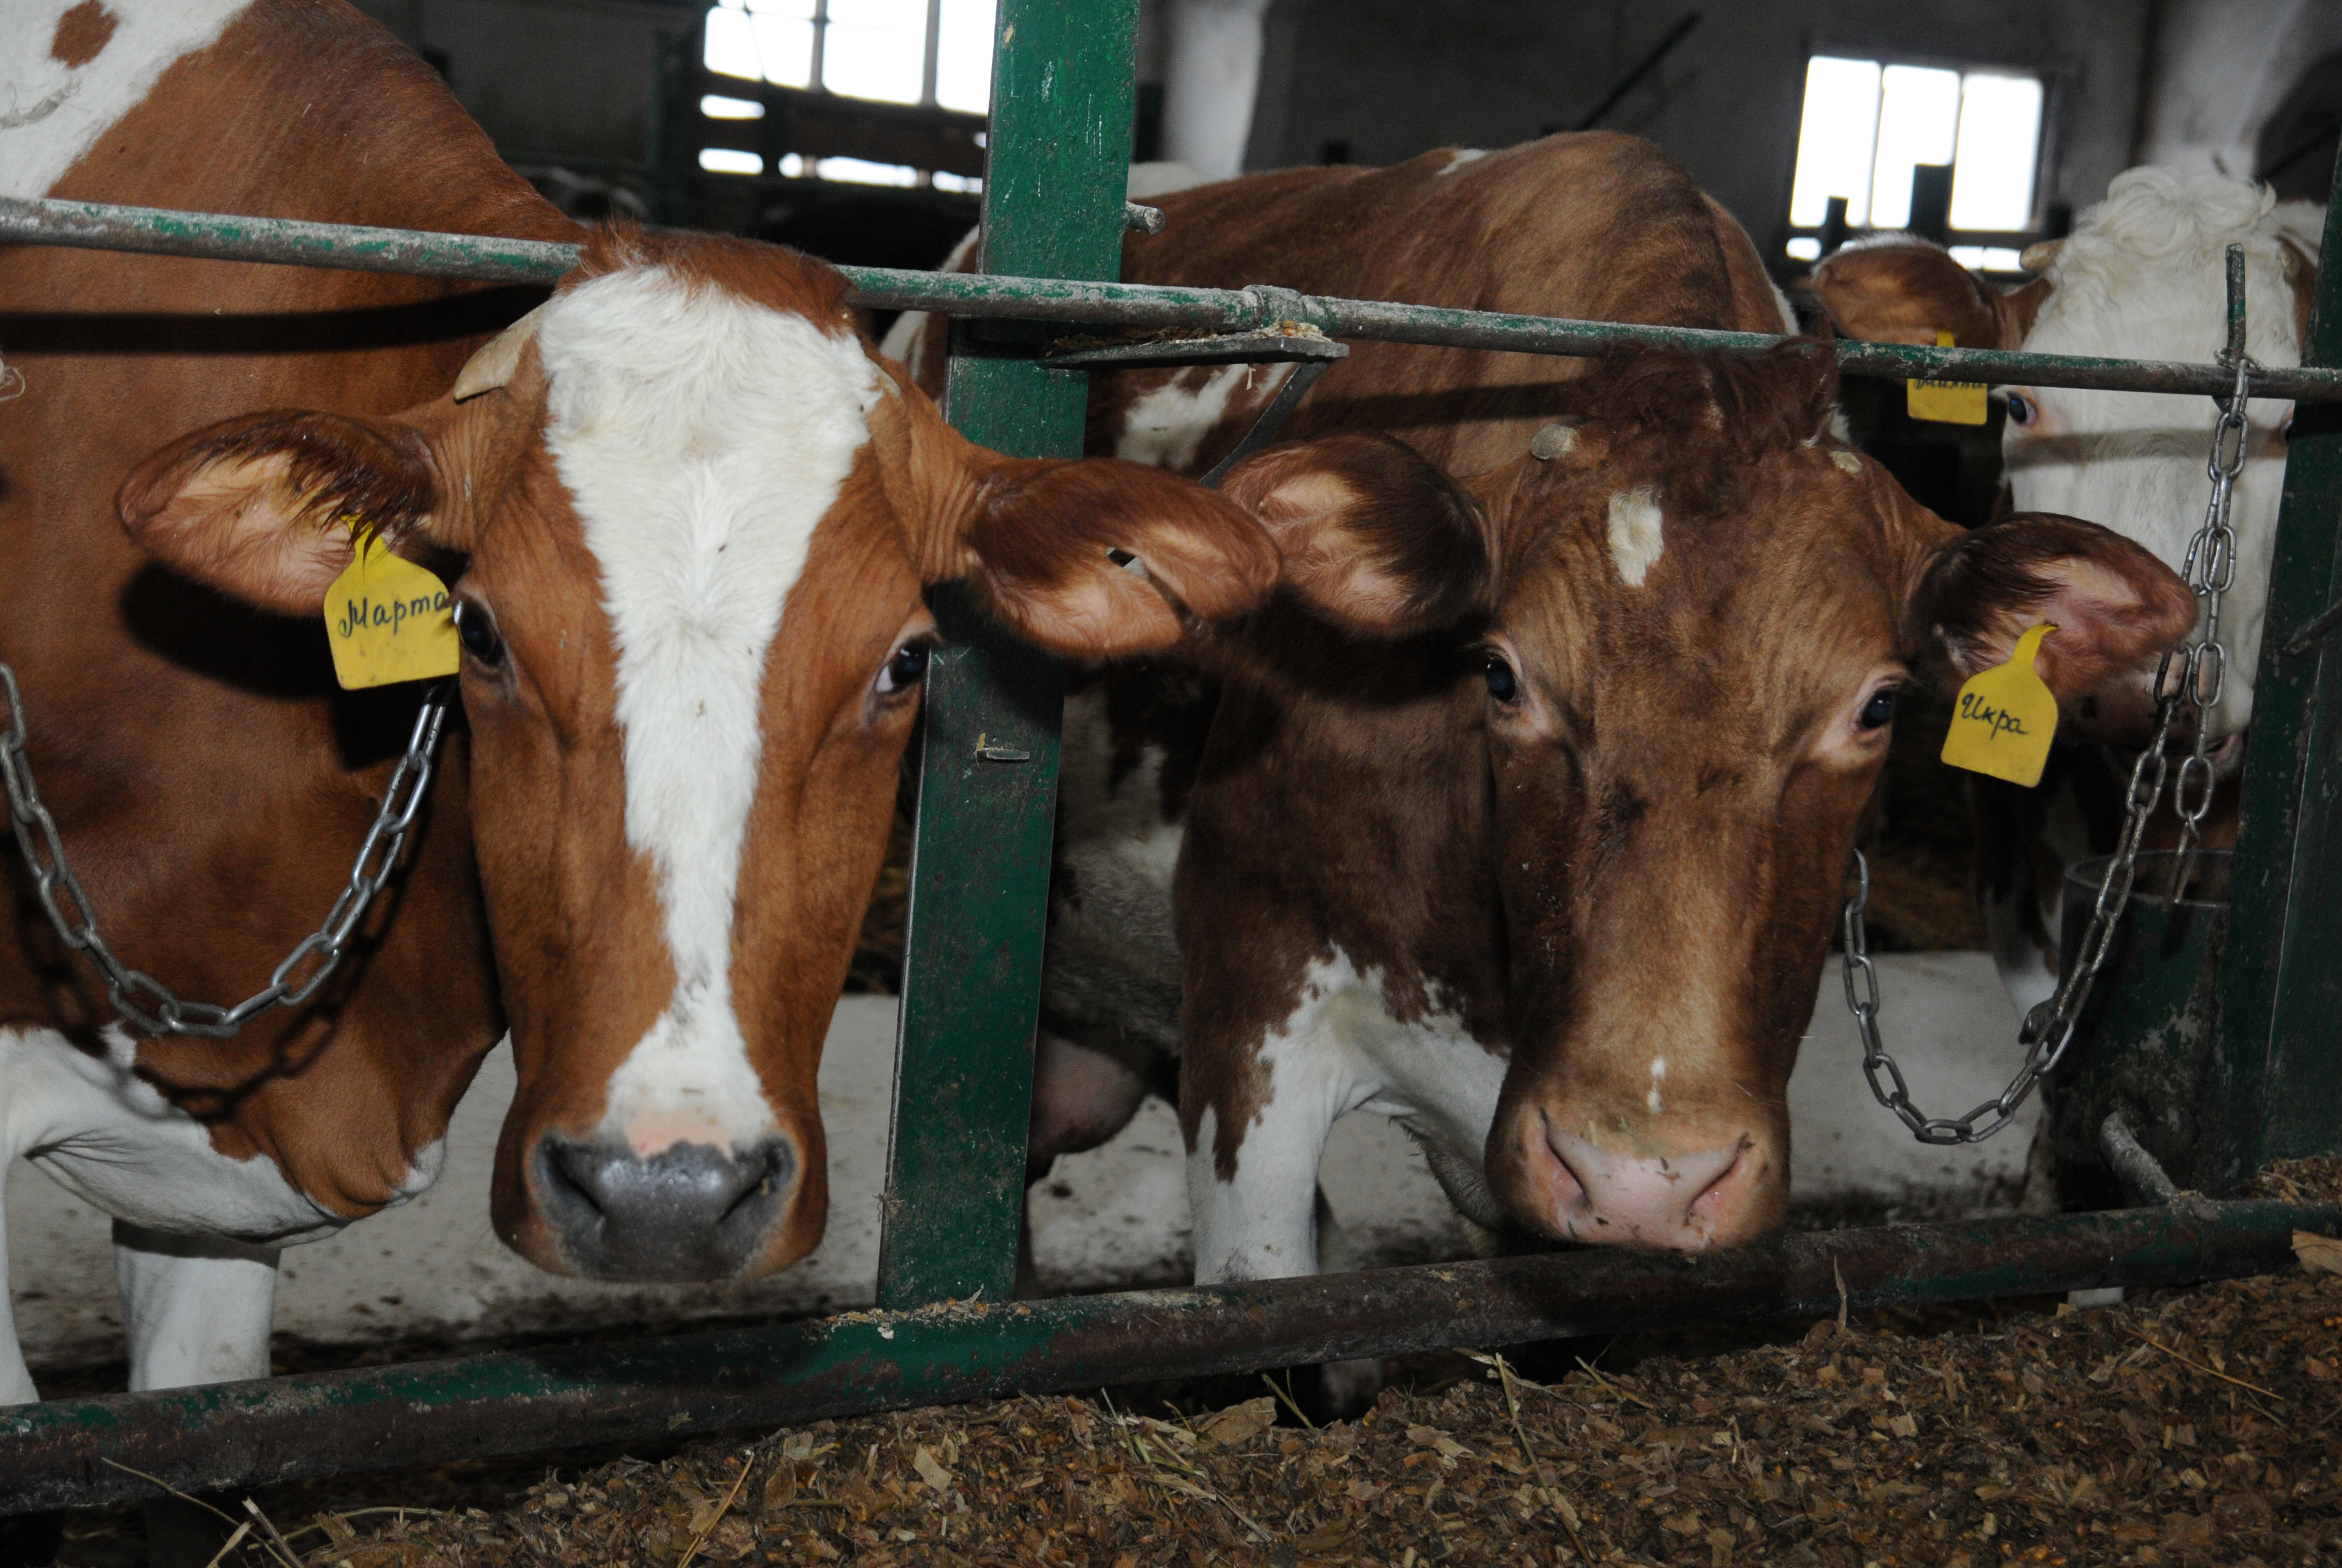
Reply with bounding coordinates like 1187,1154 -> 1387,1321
1907,329 -> 1989,425
1941,623 -> 2059,787
322,522 -> 460,690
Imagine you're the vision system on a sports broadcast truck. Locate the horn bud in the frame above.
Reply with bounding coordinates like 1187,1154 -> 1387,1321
453,304 -> 547,403
2017,239 -> 2063,276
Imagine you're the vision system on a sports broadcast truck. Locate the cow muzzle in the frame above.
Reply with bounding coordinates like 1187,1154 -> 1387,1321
533,1132 -> 798,1281
1508,1110 -> 1778,1253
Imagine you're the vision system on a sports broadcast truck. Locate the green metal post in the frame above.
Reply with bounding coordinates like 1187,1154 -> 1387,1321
875,0 -> 1139,1308
2206,154 -> 2342,1189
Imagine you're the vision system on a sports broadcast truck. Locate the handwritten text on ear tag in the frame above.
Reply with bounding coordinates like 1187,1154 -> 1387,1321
1907,330 -> 1989,425
323,524 -> 460,690
1941,623 -> 2058,787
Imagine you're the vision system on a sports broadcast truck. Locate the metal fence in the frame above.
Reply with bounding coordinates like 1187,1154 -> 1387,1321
3,0 -> 2341,1508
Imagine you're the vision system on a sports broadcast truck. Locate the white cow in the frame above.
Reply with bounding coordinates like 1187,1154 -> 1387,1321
1814,167 -> 2321,1014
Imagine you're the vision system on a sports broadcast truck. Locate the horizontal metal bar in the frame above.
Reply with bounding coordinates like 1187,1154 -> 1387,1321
5,196 -> 2339,401
1,1199 -> 2329,1515
0,196 -> 578,284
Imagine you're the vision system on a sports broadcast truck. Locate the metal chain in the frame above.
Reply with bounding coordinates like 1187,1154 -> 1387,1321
1841,244 -> 2257,1145
0,661 -> 452,1039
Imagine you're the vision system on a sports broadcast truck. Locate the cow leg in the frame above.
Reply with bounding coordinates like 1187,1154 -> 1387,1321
114,1221 -> 280,1390
1307,1188 -> 1387,1416
1184,1042 -> 1352,1285
114,1222 -> 281,1568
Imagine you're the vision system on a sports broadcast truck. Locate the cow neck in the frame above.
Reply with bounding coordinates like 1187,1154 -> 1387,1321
1181,596 -> 1509,1058
0,0 -> 575,1216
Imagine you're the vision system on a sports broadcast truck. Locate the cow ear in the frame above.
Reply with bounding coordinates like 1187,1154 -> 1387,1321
1219,433 -> 1494,637
959,457 -> 1282,657
119,410 -> 442,614
1906,512 -> 2197,740
1809,236 -> 2047,349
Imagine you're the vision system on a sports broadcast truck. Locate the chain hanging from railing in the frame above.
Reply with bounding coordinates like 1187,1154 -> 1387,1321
0,662 -> 452,1039
1842,243 -> 2259,1146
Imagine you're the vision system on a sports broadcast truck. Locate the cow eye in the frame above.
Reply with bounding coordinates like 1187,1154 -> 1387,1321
454,600 -> 504,669
1484,654 -> 1519,704
876,641 -> 931,697
2004,393 -> 2036,427
1857,687 -> 1897,731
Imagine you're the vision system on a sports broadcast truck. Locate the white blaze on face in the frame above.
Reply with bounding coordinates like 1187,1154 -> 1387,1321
536,268 -> 883,1154
0,1 -> 253,200
1607,486 -> 1664,586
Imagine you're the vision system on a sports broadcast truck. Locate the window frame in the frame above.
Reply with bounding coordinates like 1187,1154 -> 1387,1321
1778,40 -> 2069,275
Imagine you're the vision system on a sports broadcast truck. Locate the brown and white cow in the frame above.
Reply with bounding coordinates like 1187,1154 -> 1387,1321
896,135 -> 2195,1276
1809,166 -> 2319,1016
0,0 -> 1274,1415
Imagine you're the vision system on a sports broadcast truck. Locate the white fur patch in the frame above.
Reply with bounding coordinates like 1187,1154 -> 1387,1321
0,0 -> 252,200
1115,362 -> 1282,472
2006,166 -> 2309,741
1186,949 -> 1509,1284
1606,486 -> 1664,586
1439,148 -> 1489,175
1646,1055 -> 1668,1115
537,267 -> 884,1150
1830,449 -> 1863,474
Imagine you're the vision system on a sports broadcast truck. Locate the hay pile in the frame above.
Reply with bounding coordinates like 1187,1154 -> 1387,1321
49,1163 -> 2341,1567
189,1214 -> 2339,1566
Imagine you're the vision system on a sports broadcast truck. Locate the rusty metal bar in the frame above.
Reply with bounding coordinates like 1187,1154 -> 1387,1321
2,1200 -> 2331,1515
5,196 -> 2339,402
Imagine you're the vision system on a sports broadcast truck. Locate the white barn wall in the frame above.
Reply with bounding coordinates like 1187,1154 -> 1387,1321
2133,0 -> 2342,180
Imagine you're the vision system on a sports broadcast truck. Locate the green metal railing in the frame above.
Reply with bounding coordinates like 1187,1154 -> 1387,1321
4,0 -> 2342,1514
9,193 -> 2341,401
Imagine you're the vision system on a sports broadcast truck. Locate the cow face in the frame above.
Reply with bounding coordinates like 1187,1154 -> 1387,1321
118,231 -> 1277,1282
1224,346 -> 2193,1252
1809,169 -> 2317,744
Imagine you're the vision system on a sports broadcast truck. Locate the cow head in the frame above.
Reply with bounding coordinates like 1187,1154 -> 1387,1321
1222,345 -> 2193,1251
1809,167 -> 2317,743
118,230 -> 1277,1281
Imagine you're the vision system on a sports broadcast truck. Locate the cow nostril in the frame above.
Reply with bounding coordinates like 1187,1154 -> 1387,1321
532,1133 -> 797,1281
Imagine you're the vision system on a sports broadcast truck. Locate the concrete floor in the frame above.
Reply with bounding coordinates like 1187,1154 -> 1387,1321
9,951 -> 2031,1378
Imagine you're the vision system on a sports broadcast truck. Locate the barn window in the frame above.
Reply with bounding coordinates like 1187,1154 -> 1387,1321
703,0 -> 994,111
1783,55 -> 2043,271
698,0 -> 993,188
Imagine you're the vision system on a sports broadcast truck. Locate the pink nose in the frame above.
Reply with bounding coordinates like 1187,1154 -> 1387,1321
1532,1121 -> 1760,1252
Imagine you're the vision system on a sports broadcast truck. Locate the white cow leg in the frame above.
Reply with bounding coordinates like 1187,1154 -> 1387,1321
1186,1058 -> 1347,1285
113,1221 -> 280,1391
0,1162 -> 36,1408
115,1223 -> 282,1568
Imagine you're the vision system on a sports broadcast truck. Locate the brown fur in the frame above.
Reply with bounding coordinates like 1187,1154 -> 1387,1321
49,0 -> 116,67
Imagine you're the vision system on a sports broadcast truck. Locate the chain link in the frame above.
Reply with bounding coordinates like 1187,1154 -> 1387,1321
0,661 -> 451,1039
1841,244 -> 2257,1145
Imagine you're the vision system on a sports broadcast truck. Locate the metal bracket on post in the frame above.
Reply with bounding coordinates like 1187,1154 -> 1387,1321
875,0 -> 1141,1311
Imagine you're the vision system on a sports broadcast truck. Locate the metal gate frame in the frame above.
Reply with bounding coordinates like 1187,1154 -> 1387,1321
2,0 -> 2340,1509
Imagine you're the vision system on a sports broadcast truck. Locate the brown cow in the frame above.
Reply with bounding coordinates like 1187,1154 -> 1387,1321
892,136 -> 2195,1273
0,0 -> 1274,1430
